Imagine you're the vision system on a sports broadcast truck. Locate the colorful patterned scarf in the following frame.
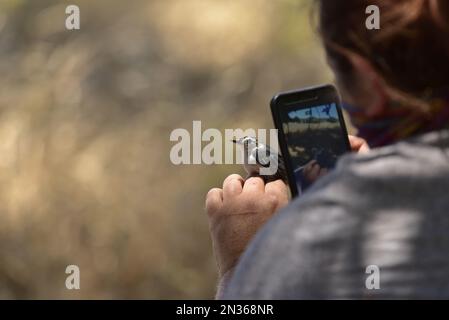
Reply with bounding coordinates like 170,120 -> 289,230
342,91 -> 449,148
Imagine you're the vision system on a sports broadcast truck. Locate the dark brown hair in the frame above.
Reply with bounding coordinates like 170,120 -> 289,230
316,0 -> 449,108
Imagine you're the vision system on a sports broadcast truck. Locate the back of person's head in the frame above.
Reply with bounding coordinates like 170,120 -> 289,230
318,0 -> 449,93
315,0 -> 449,145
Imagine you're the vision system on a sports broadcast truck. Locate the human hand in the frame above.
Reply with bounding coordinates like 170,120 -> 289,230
302,135 -> 369,184
348,135 -> 370,153
302,160 -> 328,183
205,175 -> 288,279
205,135 -> 368,291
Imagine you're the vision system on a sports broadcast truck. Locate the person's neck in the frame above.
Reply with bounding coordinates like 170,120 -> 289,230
343,90 -> 449,148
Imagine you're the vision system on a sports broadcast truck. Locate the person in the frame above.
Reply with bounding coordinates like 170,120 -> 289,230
205,0 -> 449,299
295,159 -> 329,194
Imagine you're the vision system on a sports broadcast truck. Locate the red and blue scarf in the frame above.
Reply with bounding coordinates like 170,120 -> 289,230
342,91 -> 449,148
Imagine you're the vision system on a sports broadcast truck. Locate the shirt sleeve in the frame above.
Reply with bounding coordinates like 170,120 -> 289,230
221,162 -> 366,299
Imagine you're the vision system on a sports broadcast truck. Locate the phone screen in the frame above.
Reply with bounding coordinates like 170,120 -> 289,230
272,86 -> 350,196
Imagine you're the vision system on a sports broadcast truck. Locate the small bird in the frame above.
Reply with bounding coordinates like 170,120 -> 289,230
232,136 -> 287,183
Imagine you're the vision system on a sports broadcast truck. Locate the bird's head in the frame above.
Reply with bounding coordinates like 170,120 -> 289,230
232,136 -> 258,150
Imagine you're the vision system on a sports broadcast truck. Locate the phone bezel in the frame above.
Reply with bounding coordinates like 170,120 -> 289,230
270,84 -> 351,197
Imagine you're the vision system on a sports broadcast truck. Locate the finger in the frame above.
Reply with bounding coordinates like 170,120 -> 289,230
265,180 -> 289,203
303,160 -> 317,174
318,168 -> 329,178
348,135 -> 364,151
359,143 -> 370,153
243,176 -> 265,194
223,174 -> 244,198
348,135 -> 370,153
206,188 -> 223,214
307,163 -> 321,182
311,163 -> 321,176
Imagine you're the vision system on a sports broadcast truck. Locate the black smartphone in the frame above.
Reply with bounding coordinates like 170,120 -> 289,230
270,84 -> 351,197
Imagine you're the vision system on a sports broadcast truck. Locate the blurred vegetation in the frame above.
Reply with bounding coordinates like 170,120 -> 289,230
0,0 -> 331,298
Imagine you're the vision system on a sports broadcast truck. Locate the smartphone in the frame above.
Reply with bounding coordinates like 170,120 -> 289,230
270,84 -> 351,197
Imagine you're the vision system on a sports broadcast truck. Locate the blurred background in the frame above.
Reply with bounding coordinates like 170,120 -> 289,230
0,0 -> 332,298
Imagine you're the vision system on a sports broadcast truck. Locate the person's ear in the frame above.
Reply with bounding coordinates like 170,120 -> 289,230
347,53 -> 388,117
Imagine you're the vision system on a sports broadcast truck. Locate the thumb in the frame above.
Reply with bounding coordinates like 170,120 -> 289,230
348,135 -> 370,154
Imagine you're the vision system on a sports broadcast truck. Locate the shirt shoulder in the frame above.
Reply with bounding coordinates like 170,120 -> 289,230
224,137 -> 449,299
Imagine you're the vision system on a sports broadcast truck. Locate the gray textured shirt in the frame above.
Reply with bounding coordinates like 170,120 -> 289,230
224,129 -> 449,299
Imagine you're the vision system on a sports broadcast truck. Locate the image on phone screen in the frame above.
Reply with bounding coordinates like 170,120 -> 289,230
279,102 -> 348,195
